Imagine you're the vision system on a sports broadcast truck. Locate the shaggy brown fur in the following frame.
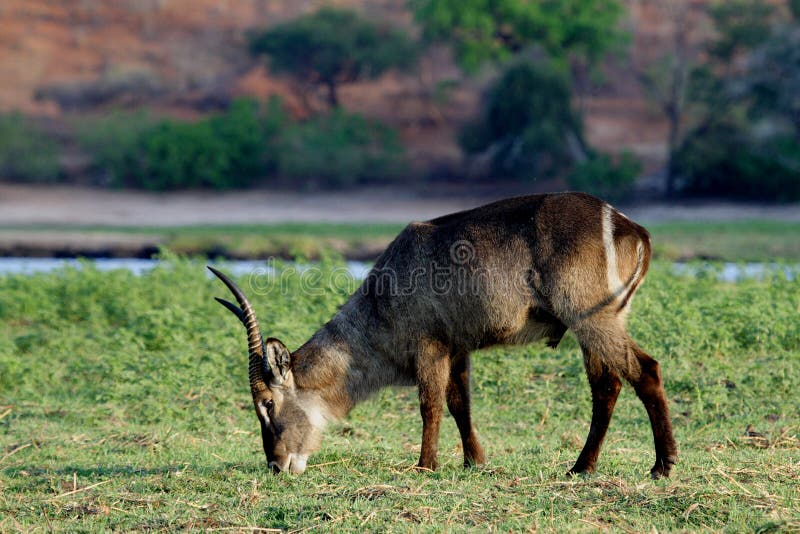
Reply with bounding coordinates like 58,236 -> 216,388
212,192 -> 677,478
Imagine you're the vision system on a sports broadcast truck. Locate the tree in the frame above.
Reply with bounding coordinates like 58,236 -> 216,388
688,0 -> 780,122
672,1 -> 800,202
250,8 -> 417,108
706,0 -> 777,63
631,0 -> 703,196
459,61 -> 586,181
743,25 -> 800,139
631,0 -> 786,195
412,0 -> 637,189
411,0 -> 628,73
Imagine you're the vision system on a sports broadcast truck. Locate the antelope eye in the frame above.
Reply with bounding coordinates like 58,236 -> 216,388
263,399 -> 274,412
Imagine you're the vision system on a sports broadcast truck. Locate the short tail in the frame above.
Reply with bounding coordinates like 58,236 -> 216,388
617,226 -> 651,312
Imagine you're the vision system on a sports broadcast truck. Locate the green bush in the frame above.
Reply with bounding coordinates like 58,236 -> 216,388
78,99 -> 403,190
566,152 -> 641,203
0,112 -> 60,182
79,98 -> 287,190
460,61 -> 584,181
137,119 -> 230,190
76,110 -> 157,187
277,109 -> 405,187
674,121 -> 800,202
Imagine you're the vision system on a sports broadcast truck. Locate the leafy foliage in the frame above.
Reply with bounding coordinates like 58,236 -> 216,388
1,258 -> 799,530
674,123 -> 800,202
674,1 -> 800,201
706,0 -> 779,62
277,110 -> 405,188
566,152 -> 641,203
743,26 -> 800,138
460,61 -> 585,180
250,8 -> 417,107
79,99 -> 286,190
78,99 -> 405,190
76,110 -> 158,187
411,0 -> 628,72
0,112 -> 60,183
413,1 -> 636,188
134,99 -> 284,190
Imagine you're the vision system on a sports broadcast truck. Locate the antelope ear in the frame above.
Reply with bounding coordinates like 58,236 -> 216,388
265,338 -> 292,384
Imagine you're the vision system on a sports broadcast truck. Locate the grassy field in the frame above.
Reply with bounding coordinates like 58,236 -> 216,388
1,256 -> 799,531
2,220 -> 800,261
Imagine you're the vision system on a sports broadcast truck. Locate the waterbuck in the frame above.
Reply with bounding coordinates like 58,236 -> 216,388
209,192 -> 677,477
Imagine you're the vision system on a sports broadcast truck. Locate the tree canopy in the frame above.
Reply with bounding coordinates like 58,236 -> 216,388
250,8 -> 417,107
740,9 -> 800,138
411,0 -> 628,72
460,61 -> 584,180
673,0 -> 800,201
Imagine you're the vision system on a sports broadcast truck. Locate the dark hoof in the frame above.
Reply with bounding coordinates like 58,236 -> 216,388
650,457 -> 676,479
415,459 -> 438,472
463,450 -> 486,468
566,465 -> 595,477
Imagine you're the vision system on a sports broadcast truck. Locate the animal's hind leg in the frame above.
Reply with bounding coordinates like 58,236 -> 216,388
568,343 -> 623,476
571,321 -> 677,478
446,353 -> 485,467
627,342 -> 677,478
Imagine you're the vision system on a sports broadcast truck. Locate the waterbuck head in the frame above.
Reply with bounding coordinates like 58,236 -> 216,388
208,266 -> 323,474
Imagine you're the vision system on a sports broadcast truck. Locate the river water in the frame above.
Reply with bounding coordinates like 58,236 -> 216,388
0,258 -> 374,279
0,257 -> 795,282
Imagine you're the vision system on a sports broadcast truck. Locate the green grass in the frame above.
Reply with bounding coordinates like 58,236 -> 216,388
649,221 -> 800,262
1,257 -> 799,531
2,220 -> 799,260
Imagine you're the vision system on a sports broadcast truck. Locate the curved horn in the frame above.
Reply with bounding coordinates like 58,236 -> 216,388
214,297 -> 246,323
208,266 -> 269,395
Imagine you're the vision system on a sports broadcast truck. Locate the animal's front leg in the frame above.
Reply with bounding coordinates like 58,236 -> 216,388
416,341 -> 450,470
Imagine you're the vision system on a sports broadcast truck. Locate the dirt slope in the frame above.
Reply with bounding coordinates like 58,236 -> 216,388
0,0 -> 714,172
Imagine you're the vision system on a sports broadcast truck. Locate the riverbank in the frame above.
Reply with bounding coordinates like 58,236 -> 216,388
2,184 -> 799,261
2,220 -> 798,261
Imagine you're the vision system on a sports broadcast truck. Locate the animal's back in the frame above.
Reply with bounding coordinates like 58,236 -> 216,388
363,192 -> 651,354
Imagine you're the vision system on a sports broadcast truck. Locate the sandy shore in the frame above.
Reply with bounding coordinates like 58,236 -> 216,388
2,184 -> 799,226
0,184 -> 487,226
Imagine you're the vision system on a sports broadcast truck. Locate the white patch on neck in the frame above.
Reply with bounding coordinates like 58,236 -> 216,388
602,204 -> 623,297
299,394 -> 330,432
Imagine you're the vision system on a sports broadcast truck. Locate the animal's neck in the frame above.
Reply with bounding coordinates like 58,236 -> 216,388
291,294 -> 397,419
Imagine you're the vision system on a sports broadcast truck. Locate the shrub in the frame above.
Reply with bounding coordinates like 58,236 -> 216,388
0,112 -> 60,183
78,99 -> 404,190
460,61 -> 585,181
566,152 -> 641,203
76,110 -> 158,187
674,121 -> 800,202
79,98 -> 287,190
277,109 -> 405,187
136,119 -> 229,190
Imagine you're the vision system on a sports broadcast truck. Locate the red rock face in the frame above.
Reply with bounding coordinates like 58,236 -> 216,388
0,0 -> 721,173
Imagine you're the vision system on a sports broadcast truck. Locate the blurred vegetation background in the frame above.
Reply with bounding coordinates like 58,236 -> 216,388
0,0 -> 797,201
